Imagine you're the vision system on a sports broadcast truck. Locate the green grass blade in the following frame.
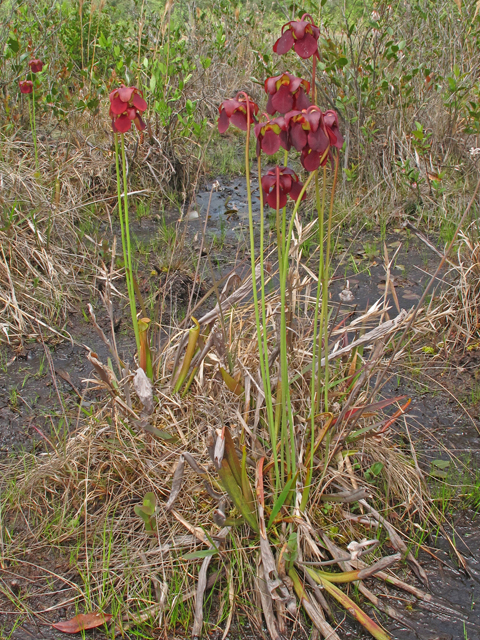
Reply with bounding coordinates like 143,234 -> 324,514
267,475 -> 295,529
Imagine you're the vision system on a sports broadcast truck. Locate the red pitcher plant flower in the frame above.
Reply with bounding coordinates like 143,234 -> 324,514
218,93 -> 259,133
109,85 -> 147,133
254,115 -> 290,155
19,80 -> 33,94
285,106 -> 329,155
273,14 -> 320,59
261,166 -> 306,209
265,73 -> 310,116
28,59 -> 44,73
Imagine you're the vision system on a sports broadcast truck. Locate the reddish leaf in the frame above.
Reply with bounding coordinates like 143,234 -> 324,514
52,612 -> 112,633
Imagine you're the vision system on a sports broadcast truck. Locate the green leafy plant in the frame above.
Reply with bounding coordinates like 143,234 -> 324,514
134,492 -> 157,533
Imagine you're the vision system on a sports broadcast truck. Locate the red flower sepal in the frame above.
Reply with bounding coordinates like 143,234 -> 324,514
261,166 -> 306,209
218,93 -> 259,133
254,115 -> 290,156
109,85 -> 148,133
264,73 -> 310,116
273,14 -> 320,60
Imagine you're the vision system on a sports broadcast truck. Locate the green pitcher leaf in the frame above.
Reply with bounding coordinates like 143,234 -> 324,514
240,445 -> 255,508
217,458 -> 258,532
220,367 -> 244,396
173,317 -> 200,394
224,427 -> 242,488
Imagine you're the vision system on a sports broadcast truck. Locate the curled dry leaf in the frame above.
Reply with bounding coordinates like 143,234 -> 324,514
52,612 -> 112,633
165,455 -> 185,511
133,367 -> 153,414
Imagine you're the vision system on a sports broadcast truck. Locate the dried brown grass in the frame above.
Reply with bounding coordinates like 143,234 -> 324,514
0,249 -> 453,638
414,228 -> 480,351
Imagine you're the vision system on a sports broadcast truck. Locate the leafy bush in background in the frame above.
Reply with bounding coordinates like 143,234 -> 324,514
2,0 -> 480,213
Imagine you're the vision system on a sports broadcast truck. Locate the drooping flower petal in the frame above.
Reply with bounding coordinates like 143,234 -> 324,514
254,122 -> 263,139
271,84 -> 294,114
262,129 -> 281,155
132,92 -> 147,112
117,85 -> 134,103
294,32 -> 319,59
261,174 -> 278,191
218,108 -> 230,133
289,180 -> 306,201
288,75 -> 303,93
279,129 -> 291,151
134,114 -> 147,131
306,108 -> 322,131
278,174 -> 293,192
266,188 -> 288,209
290,123 -> 308,151
308,126 -> 329,153
266,94 -> 276,116
114,114 -> 132,133
230,109 -> 249,131
324,110 -> 344,148
294,87 -> 311,111
273,29 -> 295,55
301,148 -> 321,172
110,96 -> 128,115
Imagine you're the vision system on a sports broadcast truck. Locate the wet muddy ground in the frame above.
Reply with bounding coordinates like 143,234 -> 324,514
1,177 -> 480,639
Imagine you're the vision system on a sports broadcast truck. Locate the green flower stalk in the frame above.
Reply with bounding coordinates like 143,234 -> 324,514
109,84 -> 148,362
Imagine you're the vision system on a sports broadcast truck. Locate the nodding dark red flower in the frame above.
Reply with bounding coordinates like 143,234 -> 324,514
218,93 -> 259,133
300,147 -> 331,172
254,115 -> 290,155
273,14 -> 320,59
285,106 -> 329,155
323,110 -> 344,149
109,85 -> 148,133
264,73 -> 310,116
28,59 -> 44,73
19,80 -> 33,94
261,166 -> 306,209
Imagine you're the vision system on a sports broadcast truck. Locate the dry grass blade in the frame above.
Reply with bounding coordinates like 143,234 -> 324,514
256,563 -> 284,640
358,500 -> 429,586
192,552 -> 215,638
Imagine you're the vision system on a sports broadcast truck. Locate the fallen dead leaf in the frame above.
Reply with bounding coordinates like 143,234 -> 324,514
52,612 -> 112,634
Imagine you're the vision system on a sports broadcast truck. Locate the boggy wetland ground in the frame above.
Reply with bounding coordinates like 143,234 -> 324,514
5,0 -> 480,638
2,175 -> 480,640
